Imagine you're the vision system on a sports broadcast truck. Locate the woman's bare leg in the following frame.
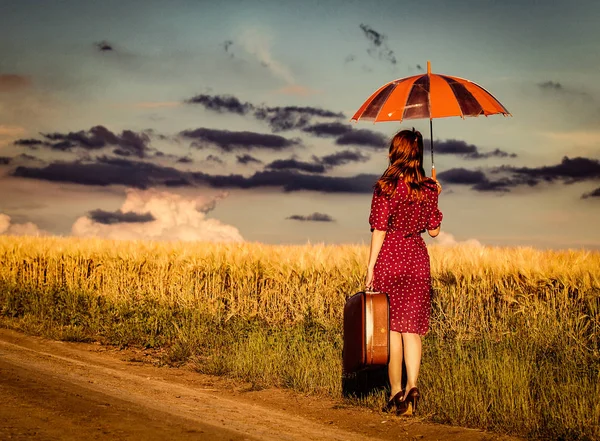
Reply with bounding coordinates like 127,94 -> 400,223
401,333 -> 422,397
388,330 -> 404,397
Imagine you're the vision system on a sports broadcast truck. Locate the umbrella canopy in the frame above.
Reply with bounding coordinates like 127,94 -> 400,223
351,61 -> 510,122
351,61 -> 511,178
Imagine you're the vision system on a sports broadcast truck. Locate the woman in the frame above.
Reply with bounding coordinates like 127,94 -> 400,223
365,128 -> 442,416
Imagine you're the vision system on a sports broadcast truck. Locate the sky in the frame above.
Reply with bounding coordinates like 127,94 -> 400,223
0,0 -> 599,249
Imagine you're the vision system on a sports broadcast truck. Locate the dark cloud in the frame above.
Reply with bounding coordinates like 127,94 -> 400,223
503,156 -> 600,183
315,150 -> 370,167
344,55 -> 355,64
582,187 -> 600,199
205,154 -> 224,164
538,81 -> 563,91
191,169 -> 378,193
431,139 -> 517,159
13,157 -> 189,189
185,94 -> 253,115
437,167 -> 513,193
302,122 -> 353,137
222,40 -> 234,57
236,154 -> 262,165
13,156 -> 379,194
266,158 -> 326,174
15,126 -> 152,158
88,209 -> 155,225
254,106 -> 345,132
438,156 -> 600,194
437,168 -> 488,185
537,81 -> 591,100
185,93 -> 345,132
95,41 -> 113,52
181,127 -> 300,152
335,129 -> 387,149
177,156 -> 193,164
14,138 -> 45,148
286,213 -> 335,222
359,24 -> 397,65
0,156 -> 11,165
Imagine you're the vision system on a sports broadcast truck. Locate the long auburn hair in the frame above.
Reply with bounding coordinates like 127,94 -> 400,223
374,128 -> 427,199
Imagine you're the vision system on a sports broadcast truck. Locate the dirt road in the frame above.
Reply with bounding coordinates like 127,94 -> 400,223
0,328 -> 518,440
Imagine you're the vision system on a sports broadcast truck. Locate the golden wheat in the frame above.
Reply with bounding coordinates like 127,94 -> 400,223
0,236 -> 598,439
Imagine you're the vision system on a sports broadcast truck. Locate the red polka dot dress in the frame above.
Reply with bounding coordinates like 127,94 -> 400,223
369,179 -> 443,336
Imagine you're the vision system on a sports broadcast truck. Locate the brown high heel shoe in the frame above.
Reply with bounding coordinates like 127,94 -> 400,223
381,390 -> 405,413
396,387 -> 420,416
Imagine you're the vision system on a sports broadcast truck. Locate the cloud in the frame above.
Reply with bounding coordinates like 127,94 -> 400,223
184,93 -> 345,132
437,167 -> 513,193
0,74 -> 32,92
582,187 -> 600,199
431,139 -> 517,159
205,154 -> 224,164
239,27 -> 296,85
437,168 -> 488,185
95,40 -> 114,52
222,40 -> 234,57
88,209 -> 155,225
344,55 -> 355,64
254,106 -> 345,132
0,213 -> 46,236
236,154 -> 262,165
13,157 -> 190,189
266,158 -> 326,174
15,125 -> 153,158
314,149 -> 370,167
14,138 -> 45,147
434,231 -> 482,247
72,189 -> 243,242
286,212 -> 334,222
181,127 -> 300,152
177,156 -> 193,164
439,156 -> 600,194
538,81 -> 563,91
537,80 -> 591,99
192,169 -> 378,193
14,156 -> 379,194
335,129 -> 388,149
503,156 -> 600,183
0,157 -> 11,165
359,24 -> 397,65
185,94 -> 254,115
302,122 -> 353,137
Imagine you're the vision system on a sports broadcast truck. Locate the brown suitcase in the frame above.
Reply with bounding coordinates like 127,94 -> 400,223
342,291 -> 390,375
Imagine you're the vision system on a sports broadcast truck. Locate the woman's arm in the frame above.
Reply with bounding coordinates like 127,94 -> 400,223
427,225 -> 440,237
365,229 -> 386,289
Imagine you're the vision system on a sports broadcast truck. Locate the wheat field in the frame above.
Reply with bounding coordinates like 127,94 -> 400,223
0,236 -> 598,440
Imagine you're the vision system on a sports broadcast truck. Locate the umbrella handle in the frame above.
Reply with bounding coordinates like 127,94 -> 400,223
431,166 -> 436,181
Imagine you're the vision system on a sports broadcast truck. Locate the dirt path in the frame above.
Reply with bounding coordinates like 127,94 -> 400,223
0,328 -> 519,441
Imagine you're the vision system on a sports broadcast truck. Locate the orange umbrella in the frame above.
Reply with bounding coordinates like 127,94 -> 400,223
351,61 -> 511,179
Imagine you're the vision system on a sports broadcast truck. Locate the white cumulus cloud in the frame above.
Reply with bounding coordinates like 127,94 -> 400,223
435,231 -> 482,247
71,189 -> 243,242
0,213 -> 46,236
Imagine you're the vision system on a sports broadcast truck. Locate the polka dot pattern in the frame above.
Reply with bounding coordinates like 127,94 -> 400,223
368,179 -> 443,335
